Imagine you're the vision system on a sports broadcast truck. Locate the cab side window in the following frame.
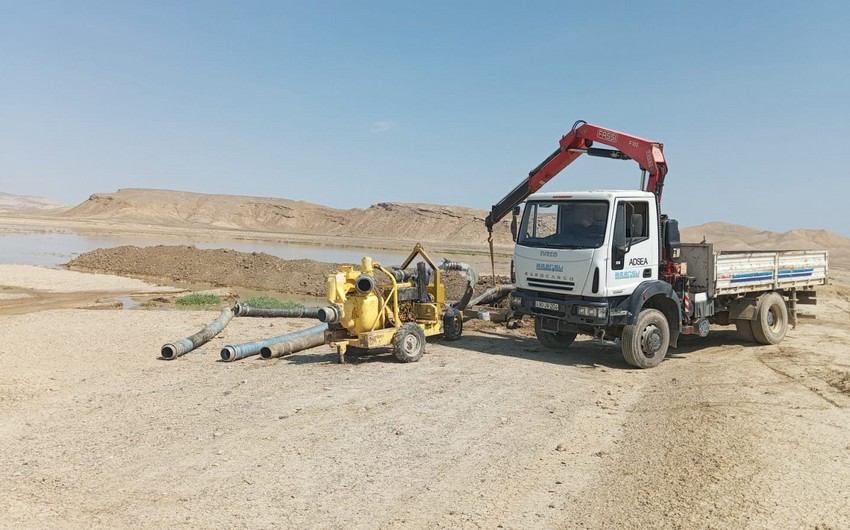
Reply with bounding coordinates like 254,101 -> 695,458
612,200 -> 650,270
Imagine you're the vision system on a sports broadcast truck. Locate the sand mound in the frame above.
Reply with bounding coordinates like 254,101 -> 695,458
67,245 -> 480,301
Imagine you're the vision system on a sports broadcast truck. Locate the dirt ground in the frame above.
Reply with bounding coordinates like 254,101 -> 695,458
1,255 -> 849,528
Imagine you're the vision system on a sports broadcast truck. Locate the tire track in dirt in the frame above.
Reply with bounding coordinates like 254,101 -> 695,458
564,333 -> 850,529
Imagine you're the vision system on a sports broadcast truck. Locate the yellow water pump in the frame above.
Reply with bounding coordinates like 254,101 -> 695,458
318,244 -> 464,363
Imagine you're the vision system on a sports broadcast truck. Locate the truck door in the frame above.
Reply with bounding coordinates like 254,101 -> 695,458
607,199 -> 658,295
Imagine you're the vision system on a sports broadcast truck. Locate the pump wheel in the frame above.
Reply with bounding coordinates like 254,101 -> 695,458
534,317 -> 577,350
734,319 -> 756,342
443,309 -> 463,341
392,322 -> 426,363
621,309 -> 670,368
750,292 -> 788,345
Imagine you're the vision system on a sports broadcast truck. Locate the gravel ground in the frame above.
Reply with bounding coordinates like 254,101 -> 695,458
0,264 -> 849,528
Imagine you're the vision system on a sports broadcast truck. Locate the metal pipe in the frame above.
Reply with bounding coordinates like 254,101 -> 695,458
354,274 -> 376,294
317,305 -> 342,324
161,307 -> 233,360
469,284 -> 516,308
220,322 -> 329,362
234,302 -> 322,319
260,324 -> 328,359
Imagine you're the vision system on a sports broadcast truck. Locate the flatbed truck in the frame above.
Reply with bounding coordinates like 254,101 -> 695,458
485,121 -> 828,368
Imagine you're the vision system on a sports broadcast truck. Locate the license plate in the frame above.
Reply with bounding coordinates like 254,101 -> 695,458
535,300 -> 560,311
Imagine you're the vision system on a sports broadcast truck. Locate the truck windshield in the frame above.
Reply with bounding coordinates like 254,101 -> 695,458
518,200 -> 609,249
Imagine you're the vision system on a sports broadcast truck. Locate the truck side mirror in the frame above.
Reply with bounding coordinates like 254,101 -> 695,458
510,206 -> 521,242
630,213 -> 644,238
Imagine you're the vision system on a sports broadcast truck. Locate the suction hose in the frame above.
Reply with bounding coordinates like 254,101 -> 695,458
440,260 -> 477,311
161,307 -> 234,360
260,323 -> 328,359
468,284 -> 515,308
220,322 -> 329,362
234,303 -> 322,319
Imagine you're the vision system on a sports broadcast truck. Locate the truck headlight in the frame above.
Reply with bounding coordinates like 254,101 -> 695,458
576,306 -> 607,318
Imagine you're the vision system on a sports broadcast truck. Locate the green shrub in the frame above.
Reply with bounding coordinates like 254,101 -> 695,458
243,295 -> 303,309
175,293 -> 222,307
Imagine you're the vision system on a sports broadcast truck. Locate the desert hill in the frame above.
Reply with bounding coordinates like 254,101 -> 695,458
681,223 -> 850,265
64,188 -> 514,247
59,188 -> 850,265
0,192 -> 66,211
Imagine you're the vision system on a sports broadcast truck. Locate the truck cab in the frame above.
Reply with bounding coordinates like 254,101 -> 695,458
510,190 -> 684,368
514,190 -> 659,299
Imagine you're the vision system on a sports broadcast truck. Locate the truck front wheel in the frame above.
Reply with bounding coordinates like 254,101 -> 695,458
534,317 -> 577,350
750,292 -> 788,345
621,309 -> 670,368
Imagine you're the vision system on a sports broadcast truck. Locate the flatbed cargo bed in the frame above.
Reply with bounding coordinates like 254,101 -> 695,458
681,243 -> 828,298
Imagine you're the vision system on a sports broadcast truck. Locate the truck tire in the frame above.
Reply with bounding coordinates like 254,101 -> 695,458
621,308 -> 670,368
750,292 -> 788,345
734,319 -> 756,342
534,317 -> 576,350
392,322 -> 426,363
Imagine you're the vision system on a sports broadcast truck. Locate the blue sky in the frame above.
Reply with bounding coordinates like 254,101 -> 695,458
1,1 -> 848,235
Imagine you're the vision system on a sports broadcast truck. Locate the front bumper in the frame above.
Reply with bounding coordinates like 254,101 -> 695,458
510,289 -> 612,327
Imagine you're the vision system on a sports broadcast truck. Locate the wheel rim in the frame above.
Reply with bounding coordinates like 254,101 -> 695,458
640,324 -> 663,357
767,305 -> 780,332
403,333 -> 420,354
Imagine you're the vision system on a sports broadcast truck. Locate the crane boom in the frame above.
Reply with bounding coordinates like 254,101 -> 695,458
484,120 -> 668,232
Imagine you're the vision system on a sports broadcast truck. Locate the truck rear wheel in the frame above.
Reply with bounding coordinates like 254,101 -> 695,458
750,292 -> 788,345
534,317 -> 577,350
621,309 -> 669,369
734,320 -> 756,342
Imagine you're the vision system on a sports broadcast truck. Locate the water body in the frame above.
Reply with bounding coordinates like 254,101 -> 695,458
0,228 -> 415,268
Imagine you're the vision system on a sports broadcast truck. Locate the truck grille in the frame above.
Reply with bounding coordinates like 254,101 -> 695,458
526,277 -> 575,292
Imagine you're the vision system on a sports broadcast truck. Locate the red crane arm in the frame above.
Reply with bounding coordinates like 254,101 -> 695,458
484,120 -> 668,231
